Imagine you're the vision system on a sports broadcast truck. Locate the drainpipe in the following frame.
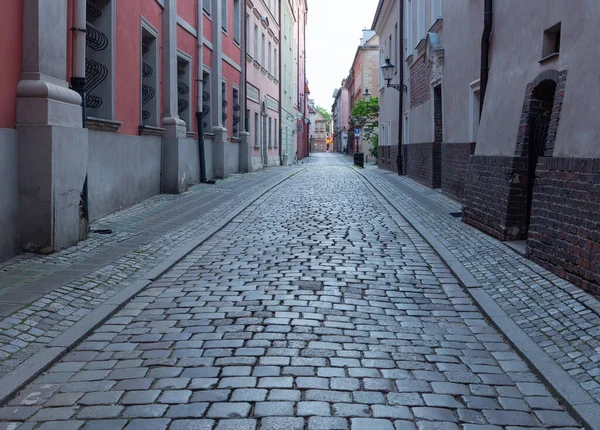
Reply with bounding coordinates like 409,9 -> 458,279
480,0 -> 492,117
196,1 -> 208,183
71,0 -> 87,127
396,0 -> 404,175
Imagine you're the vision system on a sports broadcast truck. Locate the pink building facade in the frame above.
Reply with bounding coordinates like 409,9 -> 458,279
295,0 -> 310,160
245,0 -> 281,170
0,0 -> 246,260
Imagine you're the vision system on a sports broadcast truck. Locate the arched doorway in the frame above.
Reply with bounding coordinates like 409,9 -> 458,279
525,79 -> 556,234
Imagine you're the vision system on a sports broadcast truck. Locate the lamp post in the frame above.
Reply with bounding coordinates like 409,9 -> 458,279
364,88 -> 371,103
381,58 -> 407,92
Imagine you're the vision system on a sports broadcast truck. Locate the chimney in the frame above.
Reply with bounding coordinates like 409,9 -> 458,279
360,29 -> 376,45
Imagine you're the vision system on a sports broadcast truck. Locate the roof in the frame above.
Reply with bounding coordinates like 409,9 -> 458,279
371,0 -> 385,31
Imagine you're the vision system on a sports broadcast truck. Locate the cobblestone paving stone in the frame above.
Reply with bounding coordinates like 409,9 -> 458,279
1,154 -> 581,429
361,165 -> 600,402
0,168 -> 299,377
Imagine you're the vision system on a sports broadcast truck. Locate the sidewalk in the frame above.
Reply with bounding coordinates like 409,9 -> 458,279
0,165 -> 303,379
355,164 -> 600,425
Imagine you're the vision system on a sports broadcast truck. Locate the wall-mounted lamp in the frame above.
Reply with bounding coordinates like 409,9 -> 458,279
381,58 -> 407,92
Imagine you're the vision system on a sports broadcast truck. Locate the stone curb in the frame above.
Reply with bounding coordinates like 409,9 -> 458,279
354,168 -> 599,430
0,168 -> 304,406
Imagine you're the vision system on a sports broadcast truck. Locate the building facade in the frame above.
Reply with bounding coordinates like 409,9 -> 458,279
0,0 -> 307,262
344,30 -> 379,158
372,0 -> 404,174
245,0 -> 281,170
460,1 -> 600,294
369,0 -> 599,293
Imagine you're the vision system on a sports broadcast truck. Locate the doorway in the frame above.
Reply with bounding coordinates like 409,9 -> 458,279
525,80 -> 556,234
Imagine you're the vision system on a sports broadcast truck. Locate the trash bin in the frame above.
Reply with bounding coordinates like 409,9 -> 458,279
354,152 -> 364,168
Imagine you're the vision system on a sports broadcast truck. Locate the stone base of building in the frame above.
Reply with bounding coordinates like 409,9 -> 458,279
463,155 -> 528,241
405,142 -> 441,188
441,142 -> 476,202
378,145 -> 400,174
464,155 -> 599,294
526,157 -> 600,295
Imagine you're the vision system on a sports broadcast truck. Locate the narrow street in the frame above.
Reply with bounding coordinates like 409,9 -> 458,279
0,154 -> 582,429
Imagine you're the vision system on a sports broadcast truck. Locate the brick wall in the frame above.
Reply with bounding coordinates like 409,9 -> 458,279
526,157 -> 600,295
441,143 -> 476,202
405,143 -> 441,188
410,56 -> 430,109
463,155 -> 529,240
378,146 -> 400,174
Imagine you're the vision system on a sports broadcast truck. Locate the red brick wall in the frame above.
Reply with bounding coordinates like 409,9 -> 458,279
527,157 -> 600,295
441,143 -> 476,202
410,56 -> 430,109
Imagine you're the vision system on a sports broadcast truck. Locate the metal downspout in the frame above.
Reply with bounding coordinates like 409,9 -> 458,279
480,0 -> 492,117
196,1 -> 208,183
396,0 -> 404,175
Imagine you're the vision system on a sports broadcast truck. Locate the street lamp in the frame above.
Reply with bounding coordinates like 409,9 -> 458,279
363,88 -> 371,103
381,58 -> 407,92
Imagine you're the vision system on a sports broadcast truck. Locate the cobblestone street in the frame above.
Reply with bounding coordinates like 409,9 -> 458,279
0,154 -> 588,429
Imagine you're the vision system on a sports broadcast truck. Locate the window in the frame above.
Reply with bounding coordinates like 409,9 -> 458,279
394,23 -> 398,72
233,0 -> 240,43
203,0 -> 210,15
221,81 -> 227,127
268,117 -> 272,147
542,22 -> 561,59
177,55 -> 191,131
246,14 -> 251,56
141,23 -> 159,126
381,124 -> 385,146
85,0 -> 114,120
261,33 -> 266,66
221,0 -> 227,31
274,118 -> 278,147
406,0 -> 413,53
232,86 -> 240,136
417,0 -> 424,41
201,70 -> 212,132
274,48 -> 278,79
254,25 -> 259,61
431,0 -> 441,26
254,112 -> 259,147
469,80 -> 481,142
268,41 -> 272,73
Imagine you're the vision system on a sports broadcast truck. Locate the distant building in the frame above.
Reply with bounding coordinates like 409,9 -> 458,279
345,30 -> 379,157
331,84 -> 350,154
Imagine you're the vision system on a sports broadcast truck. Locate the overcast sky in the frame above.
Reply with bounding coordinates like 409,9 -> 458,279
306,0 -> 380,112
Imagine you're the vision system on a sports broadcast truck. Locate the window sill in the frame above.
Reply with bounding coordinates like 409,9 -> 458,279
231,137 -> 241,143
539,52 -> 559,64
186,132 -> 196,138
138,125 -> 165,137
87,117 -> 122,132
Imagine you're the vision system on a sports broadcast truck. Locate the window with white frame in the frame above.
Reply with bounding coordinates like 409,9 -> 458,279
268,41 -> 272,73
246,14 -> 251,55
268,117 -> 272,147
274,47 -> 278,79
417,0 -> 424,41
203,0 -> 210,15
177,54 -> 192,131
233,0 -> 240,43
406,0 -> 413,52
201,69 -> 212,132
85,0 -> 114,120
141,22 -> 159,126
232,86 -> 240,137
221,0 -> 227,31
431,0 -> 442,26
261,33 -> 266,65
254,112 -> 259,147
274,118 -> 278,147
381,123 -> 386,146
254,24 -> 259,59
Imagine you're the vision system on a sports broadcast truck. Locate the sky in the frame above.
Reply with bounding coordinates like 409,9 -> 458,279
305,0 -> 381,112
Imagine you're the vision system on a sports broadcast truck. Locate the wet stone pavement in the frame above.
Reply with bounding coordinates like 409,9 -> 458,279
0,155 -> 582,429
